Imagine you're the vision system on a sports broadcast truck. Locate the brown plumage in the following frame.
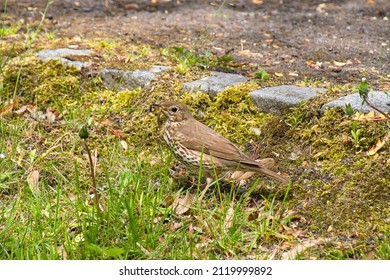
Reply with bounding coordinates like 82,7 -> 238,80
151,101 -> 289,184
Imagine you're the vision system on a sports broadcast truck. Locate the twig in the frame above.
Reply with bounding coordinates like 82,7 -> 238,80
362,96 -> 390,120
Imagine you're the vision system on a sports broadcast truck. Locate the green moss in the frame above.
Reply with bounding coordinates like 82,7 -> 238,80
277,98 -> 390,237
2,56 -> 81,106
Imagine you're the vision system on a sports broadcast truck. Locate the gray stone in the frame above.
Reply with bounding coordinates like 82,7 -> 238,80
35,48 -> 92,69
322,91 -> 390,113
249,85 -> 327,115
182,72 -> 247,97
148,65 -> 170,73
100,65 -> 169,91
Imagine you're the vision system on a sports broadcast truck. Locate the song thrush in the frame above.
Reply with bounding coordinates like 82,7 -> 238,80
151,101 -> 289,184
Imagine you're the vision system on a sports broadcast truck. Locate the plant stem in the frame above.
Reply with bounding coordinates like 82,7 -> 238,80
83,139 -> 101,214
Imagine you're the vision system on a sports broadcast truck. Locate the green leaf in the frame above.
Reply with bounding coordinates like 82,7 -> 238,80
345,103 -> 354,116
103,247 -> 125,257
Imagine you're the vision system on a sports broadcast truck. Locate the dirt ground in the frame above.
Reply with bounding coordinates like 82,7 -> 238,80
4,0 -> 390,87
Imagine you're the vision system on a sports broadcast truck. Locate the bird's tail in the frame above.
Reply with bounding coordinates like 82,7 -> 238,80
257,166 -> 290,184
241,159 -> 290,184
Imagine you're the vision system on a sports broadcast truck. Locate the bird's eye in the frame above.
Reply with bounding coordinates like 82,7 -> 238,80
171,107 -> 178,113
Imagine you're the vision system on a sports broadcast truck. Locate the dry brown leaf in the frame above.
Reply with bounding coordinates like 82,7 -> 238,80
171,191 -> 194,215
282,238 -> 331,260
0,98 -> 22,115
14,105 -> 28,115
230,158 -> 274,181
341,133 -> 351,144
232,171 -> 255,182
46,108 -> 56,123
366,133 -> 389,156
110,128 -> 127,138
27,105 -> 37,118
194,215 -> 210,233
100,119 -> 114,127
237,49 -> 263,58
252,0 -> 263,4
57,245 -> 68,260
0,103 -> 14,116
353,111 -> 374,121
170,221 -> 182,231
353,111 -> 388,122
230,171 -> 245,180
224,203 -> 235,231
192,225 -> 203,233
27,170 -> 40,195
333,60 -> 352,67
120,140 -> 128,150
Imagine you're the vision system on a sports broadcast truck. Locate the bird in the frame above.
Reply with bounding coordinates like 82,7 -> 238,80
150,101 -> 289,184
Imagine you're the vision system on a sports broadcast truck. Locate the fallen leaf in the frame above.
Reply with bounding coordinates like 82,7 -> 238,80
341,133 -> 351,144
27,170 -> 40,195
282,238 -> 332,260
232,171 -> 255,182
120,140 -> 128,150
0,103 -> 14,116
237,49 -> 263,58
333,60 -> 352,67
110,128 -> 126,138
230,170 -> 245,180
100,119 -> 114,127
46,108 -> 56,123
230,158 -> 274,182
352,111 -> 389,122
57,245 -> 68,260
103,247 -> 125,257
366,133 -> 389,156
170,221 -> 182,231
252,0 -> 263,4
316,3 -> 326,13
223,203 -> 235,231
14,105 -> 28,115
171,191 -> 194,215
27,105 -> 38,118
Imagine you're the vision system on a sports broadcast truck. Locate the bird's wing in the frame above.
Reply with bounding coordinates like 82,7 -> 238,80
178,119 -> 256,164
177,119 -> 290,184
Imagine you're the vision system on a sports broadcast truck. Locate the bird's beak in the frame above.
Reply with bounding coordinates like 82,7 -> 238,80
149,103 -> 161,112
149,103 -> 164,127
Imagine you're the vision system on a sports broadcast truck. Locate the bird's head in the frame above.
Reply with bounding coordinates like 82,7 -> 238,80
150,101 -> 192,124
